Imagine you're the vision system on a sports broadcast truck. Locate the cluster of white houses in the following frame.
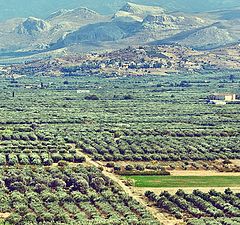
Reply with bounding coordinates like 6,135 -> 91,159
208,93 -> 238,105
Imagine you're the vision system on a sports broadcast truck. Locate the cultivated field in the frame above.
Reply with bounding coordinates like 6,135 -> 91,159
124,175 -> 240,188
145,188 -> 240,224
0,72 -> 239,224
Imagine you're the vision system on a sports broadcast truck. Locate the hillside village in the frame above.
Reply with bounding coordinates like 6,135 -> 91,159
2,43 -> 240,77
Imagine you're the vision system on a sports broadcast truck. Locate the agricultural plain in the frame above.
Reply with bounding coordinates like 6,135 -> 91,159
0,72 -> 239,224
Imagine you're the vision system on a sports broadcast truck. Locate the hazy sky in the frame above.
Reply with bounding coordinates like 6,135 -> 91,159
0,0 -> 239,21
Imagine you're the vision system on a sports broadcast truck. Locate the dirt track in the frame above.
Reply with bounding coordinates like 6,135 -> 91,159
171,170 -> 240,176
74,147 -> 240,225
77,149 -> 182,225
0,213 -> 10,219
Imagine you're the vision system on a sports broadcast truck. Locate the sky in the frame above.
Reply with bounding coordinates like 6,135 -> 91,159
0,0 -> 239,21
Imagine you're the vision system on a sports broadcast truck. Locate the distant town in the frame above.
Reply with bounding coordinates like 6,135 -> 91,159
1,44 -> 240,78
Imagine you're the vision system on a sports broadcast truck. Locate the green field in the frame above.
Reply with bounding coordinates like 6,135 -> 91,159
124,176 -> 240,188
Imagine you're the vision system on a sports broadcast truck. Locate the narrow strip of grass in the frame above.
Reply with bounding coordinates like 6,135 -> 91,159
124,176 -> 240,188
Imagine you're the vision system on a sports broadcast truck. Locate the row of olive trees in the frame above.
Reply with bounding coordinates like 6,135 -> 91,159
0,153 -> 85,166
145,188 -> 240,220
0,165 -> 159,225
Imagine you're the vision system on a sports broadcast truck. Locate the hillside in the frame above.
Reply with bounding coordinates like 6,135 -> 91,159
199,8 -> 240,20
52,2 -> 234,51
58,22 -> 127,45
0,7 -> 108,53
47,7 -> 106,25
155,25 -> 238,50
3,43 -> 240,78
15,17 -> 50,35
176,26 -> 236,50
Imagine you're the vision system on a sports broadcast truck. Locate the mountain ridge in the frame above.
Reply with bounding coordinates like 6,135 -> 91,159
0,2 -> 239,57
0,0 -> 240,22
15,17 -> 50,35
113,2 -> 165,22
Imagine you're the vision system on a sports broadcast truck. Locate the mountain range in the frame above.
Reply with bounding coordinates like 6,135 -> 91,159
1,0 -> 240,21
0,2 -> 239,59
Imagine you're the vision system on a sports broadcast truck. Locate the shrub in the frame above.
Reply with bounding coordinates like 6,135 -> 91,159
106,162 -> 115,168
52,153 -> 63,163
58,161 -> 69,167
18,154 -> 30,165
63,153 -> 74,162
0,154 -> 6,166
123,95 -> 134,100
29,154 -> 41,165
125,165 -> 134,171
74,154 -> 86,163
84,95 -> 99,100
8,154 -> 18,165
136,165 -> 145,171
114,165 -> 121,171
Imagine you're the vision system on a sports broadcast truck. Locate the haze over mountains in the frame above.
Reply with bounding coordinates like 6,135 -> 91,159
0,1 -> 239,58
1,0 -> 240,21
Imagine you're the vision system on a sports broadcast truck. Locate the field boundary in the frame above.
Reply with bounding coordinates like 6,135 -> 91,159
75,146 -> 183,225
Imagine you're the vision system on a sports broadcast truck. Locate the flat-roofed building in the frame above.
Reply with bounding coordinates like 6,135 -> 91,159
211,93 -> 236,102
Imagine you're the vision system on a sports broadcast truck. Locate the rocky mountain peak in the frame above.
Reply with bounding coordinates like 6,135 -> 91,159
143,14 -> 177,24
114,2 -> 165,22
47,7 -> 99,21
16,17 -> 50,35
121,2 -> 165,15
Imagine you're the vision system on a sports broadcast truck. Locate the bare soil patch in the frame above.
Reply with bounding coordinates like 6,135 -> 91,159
0,213 -> 10,219
171,170 -> 240,176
